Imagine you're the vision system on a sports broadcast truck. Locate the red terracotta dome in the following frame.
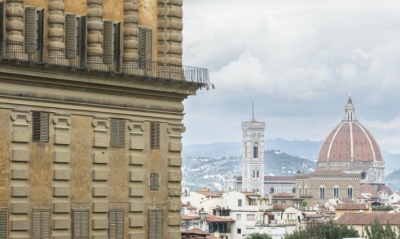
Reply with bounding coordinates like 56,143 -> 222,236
318,95 -> 383,163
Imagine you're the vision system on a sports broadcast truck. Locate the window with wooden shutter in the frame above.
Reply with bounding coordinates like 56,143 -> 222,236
113,23 -> 121,62
150,122 -> 160,149
80,16 -> 87,67
150,172 -> 159,191
0,2 -> 5,57
65,14 -> 76,59
109,210 -> 124,239
36,9 -> 44,51
103,21 -> 113,64
0,210 -> 7,239
25,7 -> 36,54
148,209 -> 163,239
32,210 -> 50,239
110,118 -> 125,147
72,209 -> 89,239
138,26 -> 152,70
32,111 -> 49,142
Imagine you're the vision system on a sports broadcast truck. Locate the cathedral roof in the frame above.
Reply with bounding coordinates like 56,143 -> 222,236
318,95 -> 383,163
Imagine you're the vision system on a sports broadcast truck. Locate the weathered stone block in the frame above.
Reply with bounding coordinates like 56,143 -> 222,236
53,170 -> 70,181
93,136 -> 108,148
92,170 -> 109,181
129,187 -> 144,197
168,216 -> 181,226
10,219 -> 29,230
92,187 -> 108,197
130,156 -> 145,165
53,203 -> 70,213
168,187 -> 182,196
130,171 -> 144,182
168,157 -> 182,166
53,151 -> 71,163
12,130 -> 30,142
169,142 -> 182,152
168,202 -> 182,212
129,201 -> 144,212
11,169 -> 29,179
129,233 -> 144,239
53,218 -> 70,229
168,171 -> 182,182
93,153 -> 108,164
169,231 -> 182,239
93,202 -> 108,212
11,186 -> 29,197
53,186 -> 70,197
92,218 -> 108,229
11,203 -> 29,214
54,134 -> 71,145
92,235 -> 108,239
11,150 -> 30,162
130,140 -> 144,150
129,217 -> 144,227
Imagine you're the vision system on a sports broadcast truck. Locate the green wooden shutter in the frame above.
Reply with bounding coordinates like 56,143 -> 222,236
149,210 -> 163,239
33,211 -> 50,239
25,7 -> 36,54
80,16 -> 87,67
150,122 -> 160,149
103,21 -> 113,64
40,112 -> 49,142
154,173 -> 159,190
145,28 -> 152,69
37,9 -> 44,57
65,14 -> 76,59
0,3 -> 4,57
111,118 -> 118,146
109,210 -> 124,239
118,119 -> 125,147
32,111 -> 41,141
0,211 -> 7,239
73,209 -> 89,239
81,210 -> 88,238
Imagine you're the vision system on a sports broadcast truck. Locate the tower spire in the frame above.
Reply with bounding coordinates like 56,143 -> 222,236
343,93 -> 356,122
252,102 -> 254,121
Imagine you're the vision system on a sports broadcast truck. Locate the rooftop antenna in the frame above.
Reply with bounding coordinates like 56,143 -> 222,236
252,102 -> 254,121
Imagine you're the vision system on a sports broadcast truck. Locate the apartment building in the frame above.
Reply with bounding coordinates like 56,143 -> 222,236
0,0 -> 209,238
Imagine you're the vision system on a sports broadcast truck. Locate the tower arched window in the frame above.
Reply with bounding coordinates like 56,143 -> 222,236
253,143 -> 259,158
347,186 -> 353,198
333,186 -> 339,198
319,186 -> 325,199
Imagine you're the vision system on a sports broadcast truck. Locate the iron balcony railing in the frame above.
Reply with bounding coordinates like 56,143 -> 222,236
0,39 -> 210,87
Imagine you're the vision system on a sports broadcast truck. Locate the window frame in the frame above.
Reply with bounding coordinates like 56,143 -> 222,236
109,209 -> 124,239
71,208 -> 89,239
32,111 -> 49,143
150,122 -> 160,149
110,118 -> 125,147
148,209 -> 163,239
238,199 -> 242,207
32,209 -> 50,239
150,172 -> 159,191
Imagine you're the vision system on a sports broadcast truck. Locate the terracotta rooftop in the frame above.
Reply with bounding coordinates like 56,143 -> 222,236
181,214 -> 200,220
378,184 -> 393,195
360,184 -> 379,198
272,205 -> 290,210
194,191 -> 223,197
335,203 -> 369,210
241,192 -> 260,196
264,176 -> 295,181
206,214 -> 235,223
181,228 -> 208,235
273,192 -> 295,198
336,213 -> 400,225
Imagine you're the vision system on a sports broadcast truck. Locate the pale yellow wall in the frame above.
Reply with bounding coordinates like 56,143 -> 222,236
64,0 -> 87,16
103,0 -> 124,22
138,0 -> 158,61
0,109 -> 11,207
70,115 -> 93,203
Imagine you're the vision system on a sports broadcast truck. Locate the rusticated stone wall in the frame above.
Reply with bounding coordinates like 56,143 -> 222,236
48,0 -> 66,59
123,0 -> 139,69
157,0 -> 183,66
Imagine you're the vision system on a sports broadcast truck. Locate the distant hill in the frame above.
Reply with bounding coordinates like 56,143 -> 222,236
181,149 -> 315,191
182,138 -> 400,176
182,138 -> 322,160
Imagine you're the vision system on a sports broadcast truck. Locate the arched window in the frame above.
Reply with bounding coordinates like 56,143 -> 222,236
256,170 -> 260,178
253,143 -> 259,158
347,186 -> 353,198
333,186 -> 339,198
319,186 -> 325,199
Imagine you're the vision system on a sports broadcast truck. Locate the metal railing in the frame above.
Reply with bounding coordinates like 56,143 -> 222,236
0,39 -> 211,87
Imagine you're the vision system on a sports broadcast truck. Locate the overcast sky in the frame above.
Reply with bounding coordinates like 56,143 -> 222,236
181,0 -> 400,154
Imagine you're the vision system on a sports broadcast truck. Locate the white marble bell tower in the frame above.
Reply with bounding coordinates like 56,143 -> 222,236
241,107 -> 265,195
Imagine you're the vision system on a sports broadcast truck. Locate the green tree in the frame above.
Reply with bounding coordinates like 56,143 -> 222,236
245,233 -> 273,239
364,218 -> 400,239
284,220 -> 359,239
